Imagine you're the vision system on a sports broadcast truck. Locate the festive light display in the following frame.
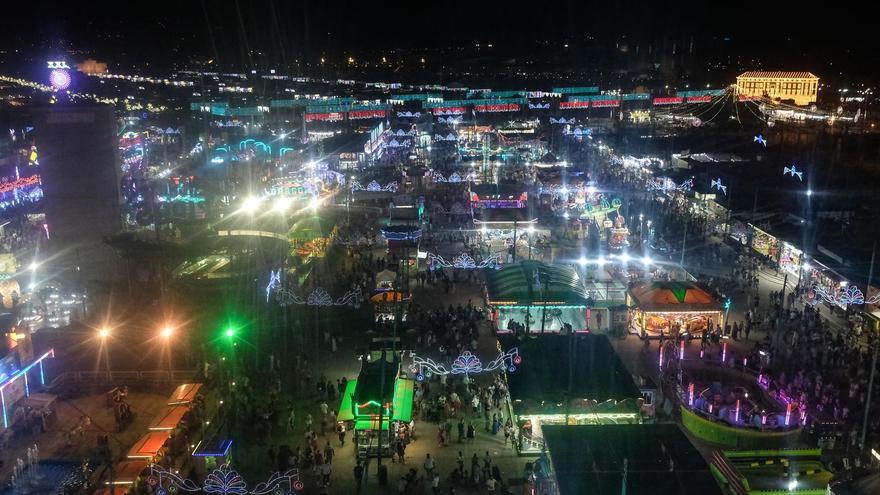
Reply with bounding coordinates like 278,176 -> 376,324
379,227 -> 422,241
647,177 -> 693,193
711,177 -> 727,195
148,464 -> 303,494
811,284 -> 874,307
265,270 -> 281,303
591,99 -> 620,108
304,112 -> 344,122
349,109 -> 386,120
528,103 -> 550,109
410,348 -> 522,381
653,97 -> 684,105
783,165 -> 804,181
275,286 -> 362,308
427,253 -> 501,270
49,69 -> 71,90
754,134 -> 767,146
432,172 -> 464,183
549,117 -> 576,124
0,175 -> 41,194
432,107 -> 467,116
474,104 -> 520,113
559,101 -> 590,110
396,111 -> 421,118
351,180 -> 398,193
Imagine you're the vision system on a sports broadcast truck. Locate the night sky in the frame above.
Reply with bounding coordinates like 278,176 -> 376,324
1,1 -> 876,79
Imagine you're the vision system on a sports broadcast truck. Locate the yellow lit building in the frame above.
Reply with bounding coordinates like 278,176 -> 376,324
736,71 -> 819,106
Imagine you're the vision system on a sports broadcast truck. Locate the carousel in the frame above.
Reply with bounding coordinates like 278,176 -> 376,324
627,281 -> 723,338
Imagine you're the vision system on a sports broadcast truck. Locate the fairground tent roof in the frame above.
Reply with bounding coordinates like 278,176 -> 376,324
487,261 -> 589,305
628,281 -> 722,312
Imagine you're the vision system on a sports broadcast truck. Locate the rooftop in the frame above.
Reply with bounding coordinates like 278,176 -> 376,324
544,424 -> 723,495
737,71 -> 819,80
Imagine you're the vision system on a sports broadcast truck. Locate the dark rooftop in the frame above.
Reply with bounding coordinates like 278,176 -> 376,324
543,424 -> 723,495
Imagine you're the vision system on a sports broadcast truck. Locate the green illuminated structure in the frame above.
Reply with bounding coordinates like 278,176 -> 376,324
336,354 -> 415,457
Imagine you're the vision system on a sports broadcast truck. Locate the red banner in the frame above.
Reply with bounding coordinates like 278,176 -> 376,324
348,110 -> 386,120
653,97 -> 684,105
432,107 -> 467,116
305,112 -> 344,122
591,99 -> 620,108
474,104 -> 520,113
559,101 -> 590,109
686,96 -> 712,103
0,175 -> 41,194
737,95 -> 760,101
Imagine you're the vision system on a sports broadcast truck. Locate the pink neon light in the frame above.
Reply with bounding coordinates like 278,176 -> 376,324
686,95 -> 712,103
679,340 -> 685,360
688,383 -> 694,406
591,99 -> 620,108
734,399 -> 740,422
722,342 -> 728,363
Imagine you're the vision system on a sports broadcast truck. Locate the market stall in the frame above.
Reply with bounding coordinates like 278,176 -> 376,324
336,355 -> 415,458
627,282 -> 723,338
370,290 -> 411,322
501,335 -> 643,454
487,261 -> 593,334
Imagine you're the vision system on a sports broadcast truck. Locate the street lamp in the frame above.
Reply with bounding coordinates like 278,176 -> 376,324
161,326 -> 174,339
99,327 -> 110,339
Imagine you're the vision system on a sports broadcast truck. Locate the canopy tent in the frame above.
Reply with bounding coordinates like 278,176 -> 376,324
127,431 -> 170,459
487,261 -> 592,333
148,406 -> 189,431
628,281 -> 721,312
627,282 -> 722,338
167,383 -> 202,406
487,261 -> 588,305
337,377 -> 414,425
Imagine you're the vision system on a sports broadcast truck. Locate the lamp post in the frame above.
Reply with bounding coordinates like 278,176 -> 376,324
161,325 -> 174,381
99,327 -> 111,378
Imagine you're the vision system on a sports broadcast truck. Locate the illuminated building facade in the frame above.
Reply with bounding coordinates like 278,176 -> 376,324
735,71 -> 819,106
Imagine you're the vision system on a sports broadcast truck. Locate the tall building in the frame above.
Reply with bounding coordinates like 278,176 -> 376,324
735,71 -> 819,106
32,105 -> 121,283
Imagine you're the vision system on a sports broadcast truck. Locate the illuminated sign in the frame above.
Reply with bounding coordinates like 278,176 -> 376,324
559,101 -> 590,109
591,99 -> 620,108
432,106 -> 467,116
686,96 -> 712,103
653,97 -> 684,105
304,112 -> 344,122
348,109 -> 386,120
474,104 -> 520,113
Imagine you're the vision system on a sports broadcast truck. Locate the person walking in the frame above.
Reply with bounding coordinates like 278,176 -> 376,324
337,422 -> 346,446
424,453 -> 435,479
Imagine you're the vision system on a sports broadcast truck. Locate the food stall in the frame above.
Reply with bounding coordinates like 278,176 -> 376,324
487,261 -> 593,334
749,225 -> 779,260
628,282 -> 723,338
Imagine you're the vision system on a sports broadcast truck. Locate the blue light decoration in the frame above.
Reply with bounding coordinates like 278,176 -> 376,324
265,269 -> 281,303
783,165 -> 804,181
711,177 -> 727,195
723,297 -> 732,310
380,226 -> 422,241
410,348 -> 522,381
428,253 -> 501,271
754,134 -> 767,146
432,172 -> 465,184
351,180 -> 398,193
192,439 -> 233,457
1,349 -> 55,428
279,147 -> 295,157
157,194 -> 206,204
149,464 -> 303,494
275,286 -> 362,308
812,284 -> 868,307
